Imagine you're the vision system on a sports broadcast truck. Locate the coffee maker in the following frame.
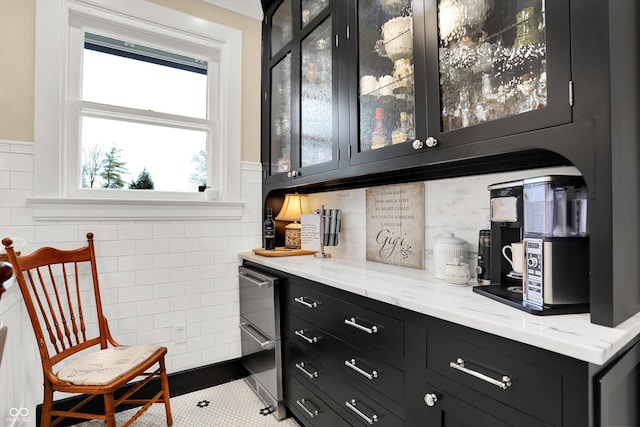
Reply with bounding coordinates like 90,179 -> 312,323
473,175 -> 590,315
487,180 -> 524,286
521,176 -> 589,307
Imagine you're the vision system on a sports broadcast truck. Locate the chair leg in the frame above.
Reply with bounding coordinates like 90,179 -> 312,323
104,393 -> 116,427
41,381 -> 54,427
159,358 -> 173,426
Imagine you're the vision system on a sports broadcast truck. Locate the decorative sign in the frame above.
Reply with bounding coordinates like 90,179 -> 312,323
301,213 -> 321,252
366,183 -> 425,269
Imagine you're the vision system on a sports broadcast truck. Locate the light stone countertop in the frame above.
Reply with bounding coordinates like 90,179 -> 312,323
239,252 -> 640,366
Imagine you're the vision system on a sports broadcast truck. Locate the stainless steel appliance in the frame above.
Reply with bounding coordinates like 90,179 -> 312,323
238,265 -> 285,419
473,175 -> 589,315
522,176 -> 589,307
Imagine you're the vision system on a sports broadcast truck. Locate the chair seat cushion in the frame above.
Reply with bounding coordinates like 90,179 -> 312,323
57,345 -> 162,386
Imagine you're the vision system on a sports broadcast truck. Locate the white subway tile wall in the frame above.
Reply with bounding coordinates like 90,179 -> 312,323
0,141 -> 262,415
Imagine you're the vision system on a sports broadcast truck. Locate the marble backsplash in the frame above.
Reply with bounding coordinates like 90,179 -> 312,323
308,165 -> 580,276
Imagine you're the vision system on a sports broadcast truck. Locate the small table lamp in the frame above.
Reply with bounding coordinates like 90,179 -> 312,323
275,193 -> 312,249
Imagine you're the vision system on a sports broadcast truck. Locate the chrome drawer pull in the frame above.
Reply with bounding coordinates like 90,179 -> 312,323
345,399 -> 378,424
296,399 -> 318,418
294,296 -> 318,308
345,359 -> 378,380
344,317 -> 378,334
295,362 -> 318,379
449,358 -> 512,390
295,329 -> 318,344
238,272 -> 270,287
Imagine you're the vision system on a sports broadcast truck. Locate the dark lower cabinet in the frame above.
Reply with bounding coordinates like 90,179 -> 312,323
242,260 -> 640,427
596,340 -> 640,427
420,377 -> 551,427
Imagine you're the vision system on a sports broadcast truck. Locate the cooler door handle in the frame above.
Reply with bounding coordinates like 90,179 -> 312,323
238,322 -> 275,350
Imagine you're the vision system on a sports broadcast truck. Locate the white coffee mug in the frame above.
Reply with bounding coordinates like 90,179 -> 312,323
502,242 -> 523,274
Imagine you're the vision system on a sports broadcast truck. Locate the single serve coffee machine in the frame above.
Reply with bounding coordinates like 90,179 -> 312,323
473,175 -> 590,315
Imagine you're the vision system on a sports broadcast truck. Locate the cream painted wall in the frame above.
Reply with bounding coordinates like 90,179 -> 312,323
0,0 -> 263,163
0,0 -> 35,143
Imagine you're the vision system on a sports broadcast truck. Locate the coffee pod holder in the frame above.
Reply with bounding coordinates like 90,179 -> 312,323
315,205 -> 341,258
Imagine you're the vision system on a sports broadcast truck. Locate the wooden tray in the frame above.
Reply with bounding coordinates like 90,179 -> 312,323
252,247 -> 316,257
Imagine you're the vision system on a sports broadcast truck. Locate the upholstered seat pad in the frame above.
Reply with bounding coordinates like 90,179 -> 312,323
57,345 -> 162,386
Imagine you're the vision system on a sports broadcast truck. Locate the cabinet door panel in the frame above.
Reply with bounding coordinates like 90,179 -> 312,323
597,340 -> 640,427
423,0 -> 572,148
263,1 -> 340,185
421,377 -> 551,427
269,53 -> 293,178
349,0 -> 426,166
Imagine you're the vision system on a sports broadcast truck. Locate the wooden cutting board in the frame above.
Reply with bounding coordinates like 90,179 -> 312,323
252,247 -> 316,257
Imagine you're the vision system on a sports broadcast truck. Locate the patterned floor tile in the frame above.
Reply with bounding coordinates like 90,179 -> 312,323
74,378 -> 300,426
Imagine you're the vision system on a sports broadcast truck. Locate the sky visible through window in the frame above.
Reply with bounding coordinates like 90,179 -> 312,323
81,48 -> 208,192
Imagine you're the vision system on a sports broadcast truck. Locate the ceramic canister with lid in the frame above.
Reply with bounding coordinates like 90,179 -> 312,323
433,232 -> 468,279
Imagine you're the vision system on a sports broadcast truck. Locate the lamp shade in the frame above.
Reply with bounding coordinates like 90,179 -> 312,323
275,193 -> 312,222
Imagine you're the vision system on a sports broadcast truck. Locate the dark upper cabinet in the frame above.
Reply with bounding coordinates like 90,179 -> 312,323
263,0 -> 575,182
420,0 -> 572,150
262,0 -> 341,185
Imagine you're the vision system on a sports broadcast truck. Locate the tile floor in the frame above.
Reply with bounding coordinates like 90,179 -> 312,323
75,379 -> 301,426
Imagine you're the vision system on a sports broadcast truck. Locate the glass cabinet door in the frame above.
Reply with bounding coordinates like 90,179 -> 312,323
300,17 -> 334,169
270,54 -> 292,176
427,0 -> 571,144
357,0 -> 417,154
264,0 -> 339,183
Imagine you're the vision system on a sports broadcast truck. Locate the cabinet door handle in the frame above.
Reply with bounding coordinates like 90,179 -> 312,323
295,362 -> 318,379
294,329 -> 318,344
345,399 -> 378,424
294,296 -> 318,308
426,136 -> 438,147
345,358 -> 378,380
296,399 -> 319,418
449,358 -> 512,390
344,317 -> 378,334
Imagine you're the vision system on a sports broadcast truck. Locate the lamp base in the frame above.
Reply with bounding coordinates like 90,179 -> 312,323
284,222 -> 301,249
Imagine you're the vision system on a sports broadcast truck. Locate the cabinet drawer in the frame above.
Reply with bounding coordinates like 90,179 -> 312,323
286,338 -> 336,396
333,381 -> 403,427
288,279 -> 405,362
289,376 -> 348,427
288,314 -> 404,404
426,330 -> 561,426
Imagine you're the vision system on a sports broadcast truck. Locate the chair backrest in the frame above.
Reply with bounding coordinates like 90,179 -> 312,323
1,233 -> 109,371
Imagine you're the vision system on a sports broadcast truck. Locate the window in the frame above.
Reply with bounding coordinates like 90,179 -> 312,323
32,0 -> 243,219
80,33 -> 210,192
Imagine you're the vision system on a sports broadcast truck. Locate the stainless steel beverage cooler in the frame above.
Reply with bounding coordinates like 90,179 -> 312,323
238,265 -> 285,419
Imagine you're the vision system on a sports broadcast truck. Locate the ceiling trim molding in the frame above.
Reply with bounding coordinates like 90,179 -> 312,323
201,0 -> 263,21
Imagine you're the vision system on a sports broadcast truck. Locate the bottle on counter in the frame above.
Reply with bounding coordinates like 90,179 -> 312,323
263,208 -> 276,250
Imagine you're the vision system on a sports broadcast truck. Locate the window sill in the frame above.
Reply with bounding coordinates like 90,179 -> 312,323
29,197 -> 244,221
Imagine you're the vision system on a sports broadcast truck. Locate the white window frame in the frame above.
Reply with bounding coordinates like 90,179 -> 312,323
32,0 -> 244,220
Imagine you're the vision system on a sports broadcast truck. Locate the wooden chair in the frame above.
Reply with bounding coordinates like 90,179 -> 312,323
1,233 -> 173,427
